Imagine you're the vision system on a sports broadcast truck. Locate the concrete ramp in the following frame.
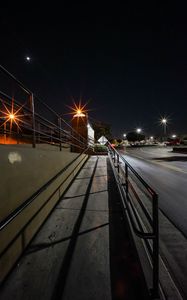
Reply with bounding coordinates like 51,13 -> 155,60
0,156 -> 148,300
0,157 -> 111,300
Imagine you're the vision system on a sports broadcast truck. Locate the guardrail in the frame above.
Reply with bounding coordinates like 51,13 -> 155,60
107,143 -> 159,299
0,64 -> 94,150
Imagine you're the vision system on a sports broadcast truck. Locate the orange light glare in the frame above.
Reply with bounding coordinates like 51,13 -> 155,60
73,107 -> 86,117
9,114 -> 15,120
74,110 -> 86,117
0,99 -> 25,131
66,101 -> 89,120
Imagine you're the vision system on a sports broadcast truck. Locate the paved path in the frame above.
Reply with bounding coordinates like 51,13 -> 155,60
0,156 -> 111,300
0,156 -> 148,300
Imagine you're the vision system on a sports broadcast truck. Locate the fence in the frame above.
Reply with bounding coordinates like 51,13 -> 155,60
0,64 -> 93,151
107,142 -> 159,299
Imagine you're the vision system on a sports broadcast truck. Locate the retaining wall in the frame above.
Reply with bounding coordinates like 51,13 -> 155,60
0,144 -> 88,283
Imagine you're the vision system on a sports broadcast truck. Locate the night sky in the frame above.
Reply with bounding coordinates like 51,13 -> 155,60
1,2 -> 187,137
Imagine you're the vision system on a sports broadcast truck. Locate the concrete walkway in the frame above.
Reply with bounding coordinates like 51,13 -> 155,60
0,156 -> 149,300
0,156 -> 111,300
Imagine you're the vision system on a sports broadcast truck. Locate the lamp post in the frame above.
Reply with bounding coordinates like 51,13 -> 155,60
136,128 -> 142,134
136,128 -> 142,144
1,113 -> 16,144
161,118 -> 167,139
71,107 -> 87,152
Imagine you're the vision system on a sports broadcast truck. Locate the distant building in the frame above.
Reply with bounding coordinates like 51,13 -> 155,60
71,113 -> 94,152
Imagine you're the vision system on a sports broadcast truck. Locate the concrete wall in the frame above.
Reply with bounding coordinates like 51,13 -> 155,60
0,144 -> 88,283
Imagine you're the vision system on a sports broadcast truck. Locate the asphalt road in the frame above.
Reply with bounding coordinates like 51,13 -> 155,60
121,146 -> 187,237
120,145 -> 187,299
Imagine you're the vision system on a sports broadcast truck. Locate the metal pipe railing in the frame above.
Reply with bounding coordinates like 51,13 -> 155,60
0,92 -> 89,150
107,142 -> 159,299
0,64 -> 91,151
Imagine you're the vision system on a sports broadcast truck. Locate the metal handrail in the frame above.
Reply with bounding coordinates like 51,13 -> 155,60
0,93 -> 88,149
0,64 -> 92,150
0,64 -> 31,95
0,92 -> 85,146
107,142 -> 159,299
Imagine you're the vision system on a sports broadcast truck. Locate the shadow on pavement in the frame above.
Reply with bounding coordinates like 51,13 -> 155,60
51,157 -> 99,300
25,222 -> 109,255
107,159 -> 150,300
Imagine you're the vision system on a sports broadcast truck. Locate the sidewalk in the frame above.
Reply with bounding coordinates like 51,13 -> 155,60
0,156 -> 149,300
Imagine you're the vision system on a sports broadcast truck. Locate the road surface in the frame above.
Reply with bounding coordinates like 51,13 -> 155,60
121,145 -> 187,299
122,146 -> 187,237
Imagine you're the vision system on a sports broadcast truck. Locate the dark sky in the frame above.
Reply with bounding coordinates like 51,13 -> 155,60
1,2 -> 187,137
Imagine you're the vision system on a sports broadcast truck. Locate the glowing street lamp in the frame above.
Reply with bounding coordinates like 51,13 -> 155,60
172,134 -> 177,138
0,101 -> 22,133
161,118 -> 167,124
123,133 -> 127,138
161,118 -> 167,135
150,136 -> 154,140
136,128 -> 142,133
9,114 -> 15,120
67,101 -> 89,120
0,109 -> 19,144
74,108 -> 86,118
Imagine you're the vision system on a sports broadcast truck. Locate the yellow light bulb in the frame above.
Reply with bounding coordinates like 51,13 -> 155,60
9,114 -> 15,120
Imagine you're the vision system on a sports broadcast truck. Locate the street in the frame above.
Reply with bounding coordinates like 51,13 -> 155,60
122,146 -> 187,236
121,145 -> 187,299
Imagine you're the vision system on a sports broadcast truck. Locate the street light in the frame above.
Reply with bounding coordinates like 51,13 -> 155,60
136,128 -> 142,133
73,108 -> 86,118
9,114 -> 15,120
1,111 -> 19,143
161,118 -> 167,135
0,101 -> 22,133
172,134 -> 177,138
123,133 -> 126,138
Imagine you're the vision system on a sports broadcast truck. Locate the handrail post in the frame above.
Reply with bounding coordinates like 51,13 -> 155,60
58,117 -> 62,151
38,123 -> 41,144
107,143 -> 160,298
114,151 -> 116,163
152,193 -> 159,299
50,129 -> 53,143
125,163 -> 129,195
30,93 -> 36,148
4,122 -> 7,144
117,153 -> 120,173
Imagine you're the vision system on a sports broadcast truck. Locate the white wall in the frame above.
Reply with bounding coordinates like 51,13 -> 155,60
87,123 -> 94,146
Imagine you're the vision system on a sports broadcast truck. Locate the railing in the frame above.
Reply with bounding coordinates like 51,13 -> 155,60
107,142 -> 159,299
0,64 -> 94,150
